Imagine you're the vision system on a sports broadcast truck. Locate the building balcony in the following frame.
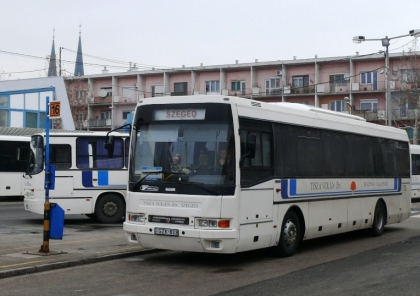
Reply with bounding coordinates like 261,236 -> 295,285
353,108 -> 418,121
87,119 -> 112,127
91,96 -> 136,105
93,96 -> 112,104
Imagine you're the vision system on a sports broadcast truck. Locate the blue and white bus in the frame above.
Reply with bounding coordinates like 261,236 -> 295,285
122,95 -> 411,256
0,135 -> 30,198
23,131 -> 129,223
410,144 -> 420,200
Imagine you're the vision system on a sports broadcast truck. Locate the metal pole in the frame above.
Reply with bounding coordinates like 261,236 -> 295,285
59,47 -> 62,76
385,42 -> 391,126
40,96 -> 51,253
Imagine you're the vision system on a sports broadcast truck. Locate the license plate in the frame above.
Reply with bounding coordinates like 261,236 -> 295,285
154,227 -> 179,237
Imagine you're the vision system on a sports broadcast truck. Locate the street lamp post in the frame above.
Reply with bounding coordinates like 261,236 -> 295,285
352,29 -> 420,127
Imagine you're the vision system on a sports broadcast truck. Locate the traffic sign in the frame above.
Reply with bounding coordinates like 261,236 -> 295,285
49,101 -> 61,118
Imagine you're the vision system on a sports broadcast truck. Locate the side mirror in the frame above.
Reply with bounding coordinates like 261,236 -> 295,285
246,134 -> 256,158
104,135 -> 115,158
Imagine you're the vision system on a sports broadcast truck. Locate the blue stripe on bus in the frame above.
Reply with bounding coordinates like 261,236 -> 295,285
82,171 -> 93,187
82,170 -> 125,188
281,178 -> 400,199
98,171 -> 108,186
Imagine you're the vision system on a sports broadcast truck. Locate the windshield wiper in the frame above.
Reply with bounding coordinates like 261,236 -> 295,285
134,170 -> 185,189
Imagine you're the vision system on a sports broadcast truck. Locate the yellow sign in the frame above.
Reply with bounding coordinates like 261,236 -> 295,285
49,101 -> 61,118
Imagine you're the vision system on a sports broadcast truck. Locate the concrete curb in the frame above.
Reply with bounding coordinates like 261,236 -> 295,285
0,248 -> 161,279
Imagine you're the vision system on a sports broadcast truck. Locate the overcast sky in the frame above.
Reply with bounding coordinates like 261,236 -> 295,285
1,0 -> 419,80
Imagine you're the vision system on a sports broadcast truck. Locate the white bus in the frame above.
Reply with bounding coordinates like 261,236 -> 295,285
0,135 -> 30,198
122,95 -> 411,256
23,131 -> 129,223
410,144 -> 420,200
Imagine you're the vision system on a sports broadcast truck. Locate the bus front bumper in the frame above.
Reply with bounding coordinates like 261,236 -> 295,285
123,222 -> 239,253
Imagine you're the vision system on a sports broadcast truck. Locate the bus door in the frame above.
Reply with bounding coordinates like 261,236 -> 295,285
237,127 -> 276,252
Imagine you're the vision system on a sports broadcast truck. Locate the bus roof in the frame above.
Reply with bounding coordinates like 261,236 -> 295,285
138,95 -> 409,142
410,144 -> 420,154
33,131 -> 129,137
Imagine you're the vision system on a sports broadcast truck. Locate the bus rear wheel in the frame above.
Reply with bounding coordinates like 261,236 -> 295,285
370,201 -> 386,237
274,210 -> 301,257
95,194 -> 125,224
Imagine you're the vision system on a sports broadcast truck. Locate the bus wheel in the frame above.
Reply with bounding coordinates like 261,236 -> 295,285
95,194 -> 125,224
274,210 -> 301,257
370,201 -> 386,237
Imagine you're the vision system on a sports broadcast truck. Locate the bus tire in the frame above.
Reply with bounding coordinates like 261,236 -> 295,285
95,194 -> 125,224
274,210 -> 301,257
370,201 -> 386,237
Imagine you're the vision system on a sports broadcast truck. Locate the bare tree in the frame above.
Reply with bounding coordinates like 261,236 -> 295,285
65,76 -> 90,130
392,41 -> 420,144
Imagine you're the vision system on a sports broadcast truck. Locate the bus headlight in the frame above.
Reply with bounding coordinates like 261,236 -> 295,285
197,219 -> 230,228
128,213 -> 145,224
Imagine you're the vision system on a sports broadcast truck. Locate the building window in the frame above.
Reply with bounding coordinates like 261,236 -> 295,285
401,69 -> 418,88
26,112 -> 38,128
231,81 -> 241,91
265,78 -> 281,95
77,89 -> 87,99
401,100 -> 418,118
173,82 -> 188,96
329,74 -> 346,85
100,110 -> 111,120
76,112 -> 85,121
292,76 -> 309,88
151,85 -> 164,97
231,81 -> 246,95
292,76 -> 309,94
330,100 -> 345,112
122,111 -> 131,120
0,95 -> 8,107
205,81 -> 220,93
360,99 -> 378,111
0,110 -> 7,126
39,113 -> 46,129
360,72 -> 374,84
122,87 -> 134,101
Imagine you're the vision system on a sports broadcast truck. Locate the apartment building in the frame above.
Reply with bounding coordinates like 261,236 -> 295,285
66,52 -> 420,139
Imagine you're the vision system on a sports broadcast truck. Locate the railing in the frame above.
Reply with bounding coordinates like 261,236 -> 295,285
88,119 -> 110,127
93,96 -> 112,103
291,86 -> 314,94
353,108 -> 419,121
329,82 -> 349,93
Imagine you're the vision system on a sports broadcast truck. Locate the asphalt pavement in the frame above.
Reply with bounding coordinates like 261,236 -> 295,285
2,197 -> 420,281
0,197 -> 157,279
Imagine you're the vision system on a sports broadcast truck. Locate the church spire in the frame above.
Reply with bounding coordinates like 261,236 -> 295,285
48,29 -> 57,77
74,24 -> 84,76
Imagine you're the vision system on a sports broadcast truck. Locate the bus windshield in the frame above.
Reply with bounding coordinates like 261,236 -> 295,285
129,104 -> 235,192
26,135 -> 44,176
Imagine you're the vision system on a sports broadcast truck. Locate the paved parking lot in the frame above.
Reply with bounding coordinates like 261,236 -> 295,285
0,199 -> 154,278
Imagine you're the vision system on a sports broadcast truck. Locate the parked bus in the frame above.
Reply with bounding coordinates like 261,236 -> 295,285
0,135 -> 30,198
23,131 -> 129,223
122,95 -> 411,256
410,144 -> 420,200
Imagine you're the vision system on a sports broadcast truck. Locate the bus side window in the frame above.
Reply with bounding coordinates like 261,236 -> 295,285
50,144 -> 71,170
413,155 -> 420,175
95,138 -> 124,169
